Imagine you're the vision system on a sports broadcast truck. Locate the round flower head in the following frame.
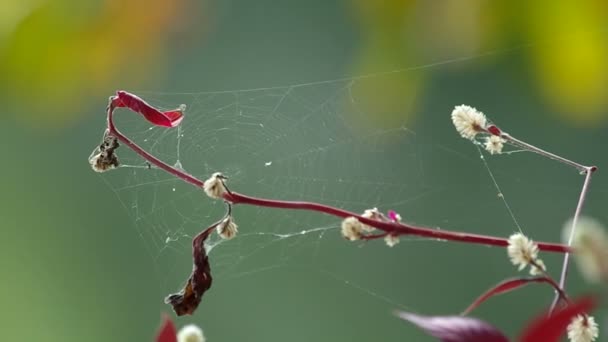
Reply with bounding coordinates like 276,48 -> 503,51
204,172 -> 227,199
567,315 -> 599,342
341,216 -> 364,241
451,105 -> 487,140
507,233 -> 539,271
484,135 -> 505,155
177,324 -> 206,342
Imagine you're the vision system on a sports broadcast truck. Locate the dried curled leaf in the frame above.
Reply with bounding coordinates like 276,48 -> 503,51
164,225 -> 214,316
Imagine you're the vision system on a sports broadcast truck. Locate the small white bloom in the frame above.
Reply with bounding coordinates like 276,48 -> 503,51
564,217 -> 608,283
341,216 -> 364,241
567,315 -> 599,342
204,172 -> 227,199
361,207 -> 382,232
484,135 -> 505,155
216,216 -> 238,239
451,105 -> 487,140
177,324 -> 206,342
507,233 -> 539,271
384,234 -> 399,247
529,259 -> 546,276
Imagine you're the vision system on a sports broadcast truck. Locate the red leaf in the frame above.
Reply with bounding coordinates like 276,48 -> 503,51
113,91 -> 184,128
156,315 -> 177,342
463,277 -> 555,315
395,311 -> 509,342
520,296 -> 596,342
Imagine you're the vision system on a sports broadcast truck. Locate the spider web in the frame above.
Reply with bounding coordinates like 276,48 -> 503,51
95,45 -> 592,334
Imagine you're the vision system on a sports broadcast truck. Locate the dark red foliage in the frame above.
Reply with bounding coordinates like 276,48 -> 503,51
463,277 -> 562,315
164,224 -> 215,315
112,90 -> 185,127
156,315 -> 177,342
395,311 -> 509,342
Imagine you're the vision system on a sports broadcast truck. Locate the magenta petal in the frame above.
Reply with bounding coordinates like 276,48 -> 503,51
156,315 -> 177,342
114,91 -> 184,128
395,311 -> 509,342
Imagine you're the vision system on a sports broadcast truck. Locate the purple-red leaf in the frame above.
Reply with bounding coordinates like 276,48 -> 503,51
520,296 -> 596,342
156,315 -> 177,342
395,311 -> 509,342
463,277 -> 556,315
113,90 -> 185,128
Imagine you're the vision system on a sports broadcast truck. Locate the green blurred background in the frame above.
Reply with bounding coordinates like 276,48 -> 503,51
1,1 -> 607,341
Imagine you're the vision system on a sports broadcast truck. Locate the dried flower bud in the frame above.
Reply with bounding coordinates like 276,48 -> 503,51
361,207 -> 381,232
89,134 -> 120,172
451,105 -> 487,140
89,152 -> 119,172
564,217 -> 608,284
177,324 -> 206,342
216,216 -> 238,240
384,234 -> 400,247
507,233 -> 539,271
567,315 -> 599,342
341,216 -> 364,241
204,172 -> 227,199
484,135 -> 505,155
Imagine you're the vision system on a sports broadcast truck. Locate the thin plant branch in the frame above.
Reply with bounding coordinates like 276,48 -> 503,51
105,94 -> 571,254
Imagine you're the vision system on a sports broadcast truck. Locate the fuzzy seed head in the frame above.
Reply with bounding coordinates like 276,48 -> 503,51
507,233 -> 539,271
484,135 -> 505,155
385,234 -> 399,247
341,216 -> 364,241
204,172 -> 227,199
361,207 -> 381,232
216,216 -> 238,240
177,324 -> 206,342
564,217 -> 608,284
451,105 -> 487,140
567,315 -> 599,342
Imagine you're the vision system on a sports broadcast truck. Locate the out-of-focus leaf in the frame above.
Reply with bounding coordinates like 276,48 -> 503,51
156,315 -> 177,342
395,311 -> 509,342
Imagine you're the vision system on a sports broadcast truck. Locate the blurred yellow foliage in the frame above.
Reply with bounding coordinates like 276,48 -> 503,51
349,0 -> 608,128
0,0 -> 191,125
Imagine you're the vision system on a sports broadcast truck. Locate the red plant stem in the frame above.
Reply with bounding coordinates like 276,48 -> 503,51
105,97 -> 572,254
551,167 -> 595,311
106,101 -> 204,188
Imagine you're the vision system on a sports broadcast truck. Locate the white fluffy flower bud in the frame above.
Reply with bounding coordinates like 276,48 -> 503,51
204,172 -> 227,199
216,216 -> 238,240
484,135 -> 505,155
451,105 -> 487,140
507,233 -> 539,271
341,217 -> 364,241
567,315 -> 599,342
